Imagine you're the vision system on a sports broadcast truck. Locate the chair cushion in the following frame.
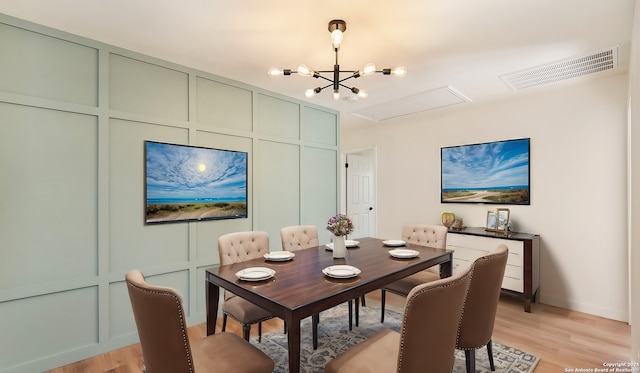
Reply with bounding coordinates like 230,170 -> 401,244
324,328 -> 399,373
222,294 -> 274,324
192,332 -> 275,373
384,270 -> 441,295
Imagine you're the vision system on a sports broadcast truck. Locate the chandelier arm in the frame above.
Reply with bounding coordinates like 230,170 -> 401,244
315,75 -> 334,83
337,75 -> 356,84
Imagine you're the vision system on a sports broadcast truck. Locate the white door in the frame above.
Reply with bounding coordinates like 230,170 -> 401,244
346,153 -> 375,239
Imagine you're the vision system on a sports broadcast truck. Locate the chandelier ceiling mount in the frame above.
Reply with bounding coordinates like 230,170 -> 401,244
268,19 -> 407,100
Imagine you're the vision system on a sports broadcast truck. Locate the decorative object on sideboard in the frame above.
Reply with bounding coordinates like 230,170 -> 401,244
451,217 -> 464,231
486,211 -> 498,230
268,19 -> 407,101
441,211 -> 456,229
485,208 -> 510,235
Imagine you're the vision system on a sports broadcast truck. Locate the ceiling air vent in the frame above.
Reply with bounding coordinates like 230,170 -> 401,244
500,46 -> 619,90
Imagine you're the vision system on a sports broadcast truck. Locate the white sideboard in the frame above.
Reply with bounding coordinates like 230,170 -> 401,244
447,227 -> 540,312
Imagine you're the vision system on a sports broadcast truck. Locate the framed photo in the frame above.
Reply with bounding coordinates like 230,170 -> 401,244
497,208 -> 510,231
486,211 -> 498,230
145,141 -> 248,224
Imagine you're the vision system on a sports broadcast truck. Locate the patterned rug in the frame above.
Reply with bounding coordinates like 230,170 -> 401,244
251,303 -> 539,373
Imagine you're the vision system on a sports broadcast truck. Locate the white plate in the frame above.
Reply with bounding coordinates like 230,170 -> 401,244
264,251 -> 295,261
235,267 -> 276,281
389,249 -> 420,259
323,265 -> 361,279
325,240 -> 360,251
345,240 -> 360,248
383,240 -> 406,247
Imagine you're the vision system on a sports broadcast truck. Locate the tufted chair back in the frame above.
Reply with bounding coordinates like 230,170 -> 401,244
218,231 -> 270,265
401,224 -> 448,249
280,225 -> 319,251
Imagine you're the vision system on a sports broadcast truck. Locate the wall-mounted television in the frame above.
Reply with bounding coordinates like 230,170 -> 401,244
441,138 -> 530,205
145,141 -> 248,224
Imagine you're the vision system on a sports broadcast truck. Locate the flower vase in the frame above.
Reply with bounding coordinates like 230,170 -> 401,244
332,235 -> 347,259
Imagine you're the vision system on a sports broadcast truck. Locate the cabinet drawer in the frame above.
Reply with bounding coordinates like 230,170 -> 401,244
504,264 -> 522,280
502,264 -> 523,292
448,233 -> 523,267
502,276 -> 523,292
451,246 -> 488,262
453,258 -> 472,275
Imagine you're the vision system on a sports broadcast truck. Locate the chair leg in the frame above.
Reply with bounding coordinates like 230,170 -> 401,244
487,340 -> 495,371
348,299 -> 353,330
361,294 -> 366,307
222,314 -> 228,331
258,322 -> 262,343
464,349 -> 476,373
312,314 -> 319,350
355,297 -> 360,327
380,289 -> 386,323
242,324 -> 251,342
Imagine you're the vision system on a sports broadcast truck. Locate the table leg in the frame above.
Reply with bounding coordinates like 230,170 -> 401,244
287,316 -> 301,373
206,279 -> 220,336
440,257 -> 453,278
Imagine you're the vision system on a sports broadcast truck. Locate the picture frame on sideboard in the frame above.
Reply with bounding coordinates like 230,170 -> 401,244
486,211 -> 498,230
497,208 -> 510,231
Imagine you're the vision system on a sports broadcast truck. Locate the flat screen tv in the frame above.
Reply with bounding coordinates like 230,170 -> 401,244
441,138 -> 530,205
144,141 -> 248,224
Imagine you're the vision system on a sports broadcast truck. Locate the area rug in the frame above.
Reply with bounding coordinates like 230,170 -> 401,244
251,303 -> 539,373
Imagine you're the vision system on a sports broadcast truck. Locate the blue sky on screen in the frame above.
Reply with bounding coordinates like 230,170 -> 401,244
442,139 -> 529,189
146,142 -> 247,199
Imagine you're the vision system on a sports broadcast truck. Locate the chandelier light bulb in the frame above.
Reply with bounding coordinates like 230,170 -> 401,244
359,63 -> 377,76
357,89 -> 368,98
333,90 -> 340,100
331,29 -> 343,49
297,64 -> 314,77
305,88 -> 316,98
268,68 -> 284,76
391,67 -> 407,77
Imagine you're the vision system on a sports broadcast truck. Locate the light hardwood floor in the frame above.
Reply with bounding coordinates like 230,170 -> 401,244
46,293 -> 630,373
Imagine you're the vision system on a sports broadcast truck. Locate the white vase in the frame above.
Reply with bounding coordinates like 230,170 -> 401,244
333,235 -> 347,258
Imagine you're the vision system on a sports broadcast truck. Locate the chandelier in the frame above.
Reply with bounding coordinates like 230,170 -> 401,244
268,19 -> 407,100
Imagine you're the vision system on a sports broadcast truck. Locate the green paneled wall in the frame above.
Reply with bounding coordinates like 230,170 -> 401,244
0,13 -> 338,373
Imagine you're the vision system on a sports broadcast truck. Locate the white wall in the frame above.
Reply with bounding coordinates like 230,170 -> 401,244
342,74 -> 629,321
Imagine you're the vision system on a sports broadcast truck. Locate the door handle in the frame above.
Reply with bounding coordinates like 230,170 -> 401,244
369,207 -> 373,211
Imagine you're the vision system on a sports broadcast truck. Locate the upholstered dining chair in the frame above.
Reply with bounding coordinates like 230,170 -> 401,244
279,224 -> 362,349
323,266 -> 472,373
456,244 -> 509,373
380,224 -> 448,322
125,269 -> 275,373
218,231 -> 276,342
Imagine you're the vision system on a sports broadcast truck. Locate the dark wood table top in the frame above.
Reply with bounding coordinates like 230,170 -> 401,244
205,237 -> 453,319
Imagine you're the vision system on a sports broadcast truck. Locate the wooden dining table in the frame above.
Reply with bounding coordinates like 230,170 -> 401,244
205,237 -> 453,373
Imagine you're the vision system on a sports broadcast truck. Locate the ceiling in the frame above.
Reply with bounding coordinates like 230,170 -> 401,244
0,0 -> 635,129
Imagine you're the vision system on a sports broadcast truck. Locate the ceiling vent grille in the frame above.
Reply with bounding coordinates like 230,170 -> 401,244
500,46 -> 619,90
